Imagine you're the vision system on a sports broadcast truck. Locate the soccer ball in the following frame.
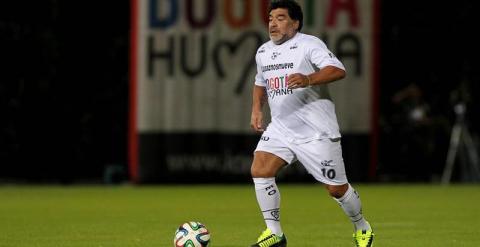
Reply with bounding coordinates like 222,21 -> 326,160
174,221 -> 210,247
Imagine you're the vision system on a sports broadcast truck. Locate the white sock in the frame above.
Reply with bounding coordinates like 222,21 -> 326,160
253,177 -> 283,236
333,184 -> 371,231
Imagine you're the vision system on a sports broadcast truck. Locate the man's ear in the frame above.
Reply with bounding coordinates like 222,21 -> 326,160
294,20 -> 299,30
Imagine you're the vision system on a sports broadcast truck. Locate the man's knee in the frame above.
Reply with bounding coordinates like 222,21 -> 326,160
251,152 -> 286,178
251,159 -> 276,177
251,165 -> 274,178
326,183 -> 349,198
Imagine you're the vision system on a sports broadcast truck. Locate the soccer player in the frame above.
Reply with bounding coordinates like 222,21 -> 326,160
249,0 -> 374,247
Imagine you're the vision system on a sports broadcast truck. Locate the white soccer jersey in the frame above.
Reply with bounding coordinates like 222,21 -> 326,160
254,32 -> 345,143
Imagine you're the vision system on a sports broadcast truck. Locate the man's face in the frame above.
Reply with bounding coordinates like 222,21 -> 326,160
268,8 -> 299,45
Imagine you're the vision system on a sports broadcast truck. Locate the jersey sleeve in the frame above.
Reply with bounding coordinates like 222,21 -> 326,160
254,53 -> 266,87
307,38 -> 345,71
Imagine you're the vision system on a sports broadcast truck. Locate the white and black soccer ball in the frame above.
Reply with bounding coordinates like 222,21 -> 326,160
174,221 -> 210,247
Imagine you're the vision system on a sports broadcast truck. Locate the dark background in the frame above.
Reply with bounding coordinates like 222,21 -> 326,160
1,0 -> 479,183
1,1 -> 129,182
379,0 -> 479,181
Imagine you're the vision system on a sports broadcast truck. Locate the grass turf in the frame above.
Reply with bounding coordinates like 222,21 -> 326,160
0,184 -> 479,246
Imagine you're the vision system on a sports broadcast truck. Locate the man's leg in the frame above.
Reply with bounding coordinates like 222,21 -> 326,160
327,184 -> 374,247
251,151 -> 287,236
288,138 -> 373,246
250,151 -> 288,247
326,184 -> 371,231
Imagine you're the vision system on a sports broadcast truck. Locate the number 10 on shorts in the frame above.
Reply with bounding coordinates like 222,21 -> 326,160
321,168 -> 336,179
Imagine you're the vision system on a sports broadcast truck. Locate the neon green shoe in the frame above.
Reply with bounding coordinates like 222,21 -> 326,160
250,228 -> 287,247
353,229 -> 374,247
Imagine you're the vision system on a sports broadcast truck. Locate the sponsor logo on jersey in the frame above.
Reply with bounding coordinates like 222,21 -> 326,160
261,63 -> 294,72
265,74 -> 293,99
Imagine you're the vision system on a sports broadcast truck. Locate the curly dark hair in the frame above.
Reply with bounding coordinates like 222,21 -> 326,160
268,0 -> 303,31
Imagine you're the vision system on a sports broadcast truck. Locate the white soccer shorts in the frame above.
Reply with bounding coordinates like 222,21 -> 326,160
254,125 -> 348,185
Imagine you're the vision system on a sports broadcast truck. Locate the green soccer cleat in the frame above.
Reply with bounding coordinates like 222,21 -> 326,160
353,229 -> 374,247
251,228 -> 287,247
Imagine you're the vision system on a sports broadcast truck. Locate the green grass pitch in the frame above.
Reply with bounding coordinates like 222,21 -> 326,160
1,184 -> 479,246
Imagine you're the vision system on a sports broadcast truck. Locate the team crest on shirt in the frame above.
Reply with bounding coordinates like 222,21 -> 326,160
271,52 -> 281,60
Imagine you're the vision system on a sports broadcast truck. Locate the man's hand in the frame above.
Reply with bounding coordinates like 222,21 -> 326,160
287,73 -> 311,89
250,111 -> 265,132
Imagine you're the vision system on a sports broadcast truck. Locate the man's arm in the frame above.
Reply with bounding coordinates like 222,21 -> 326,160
287,66 -> 346,89
251,85 -> 267,132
